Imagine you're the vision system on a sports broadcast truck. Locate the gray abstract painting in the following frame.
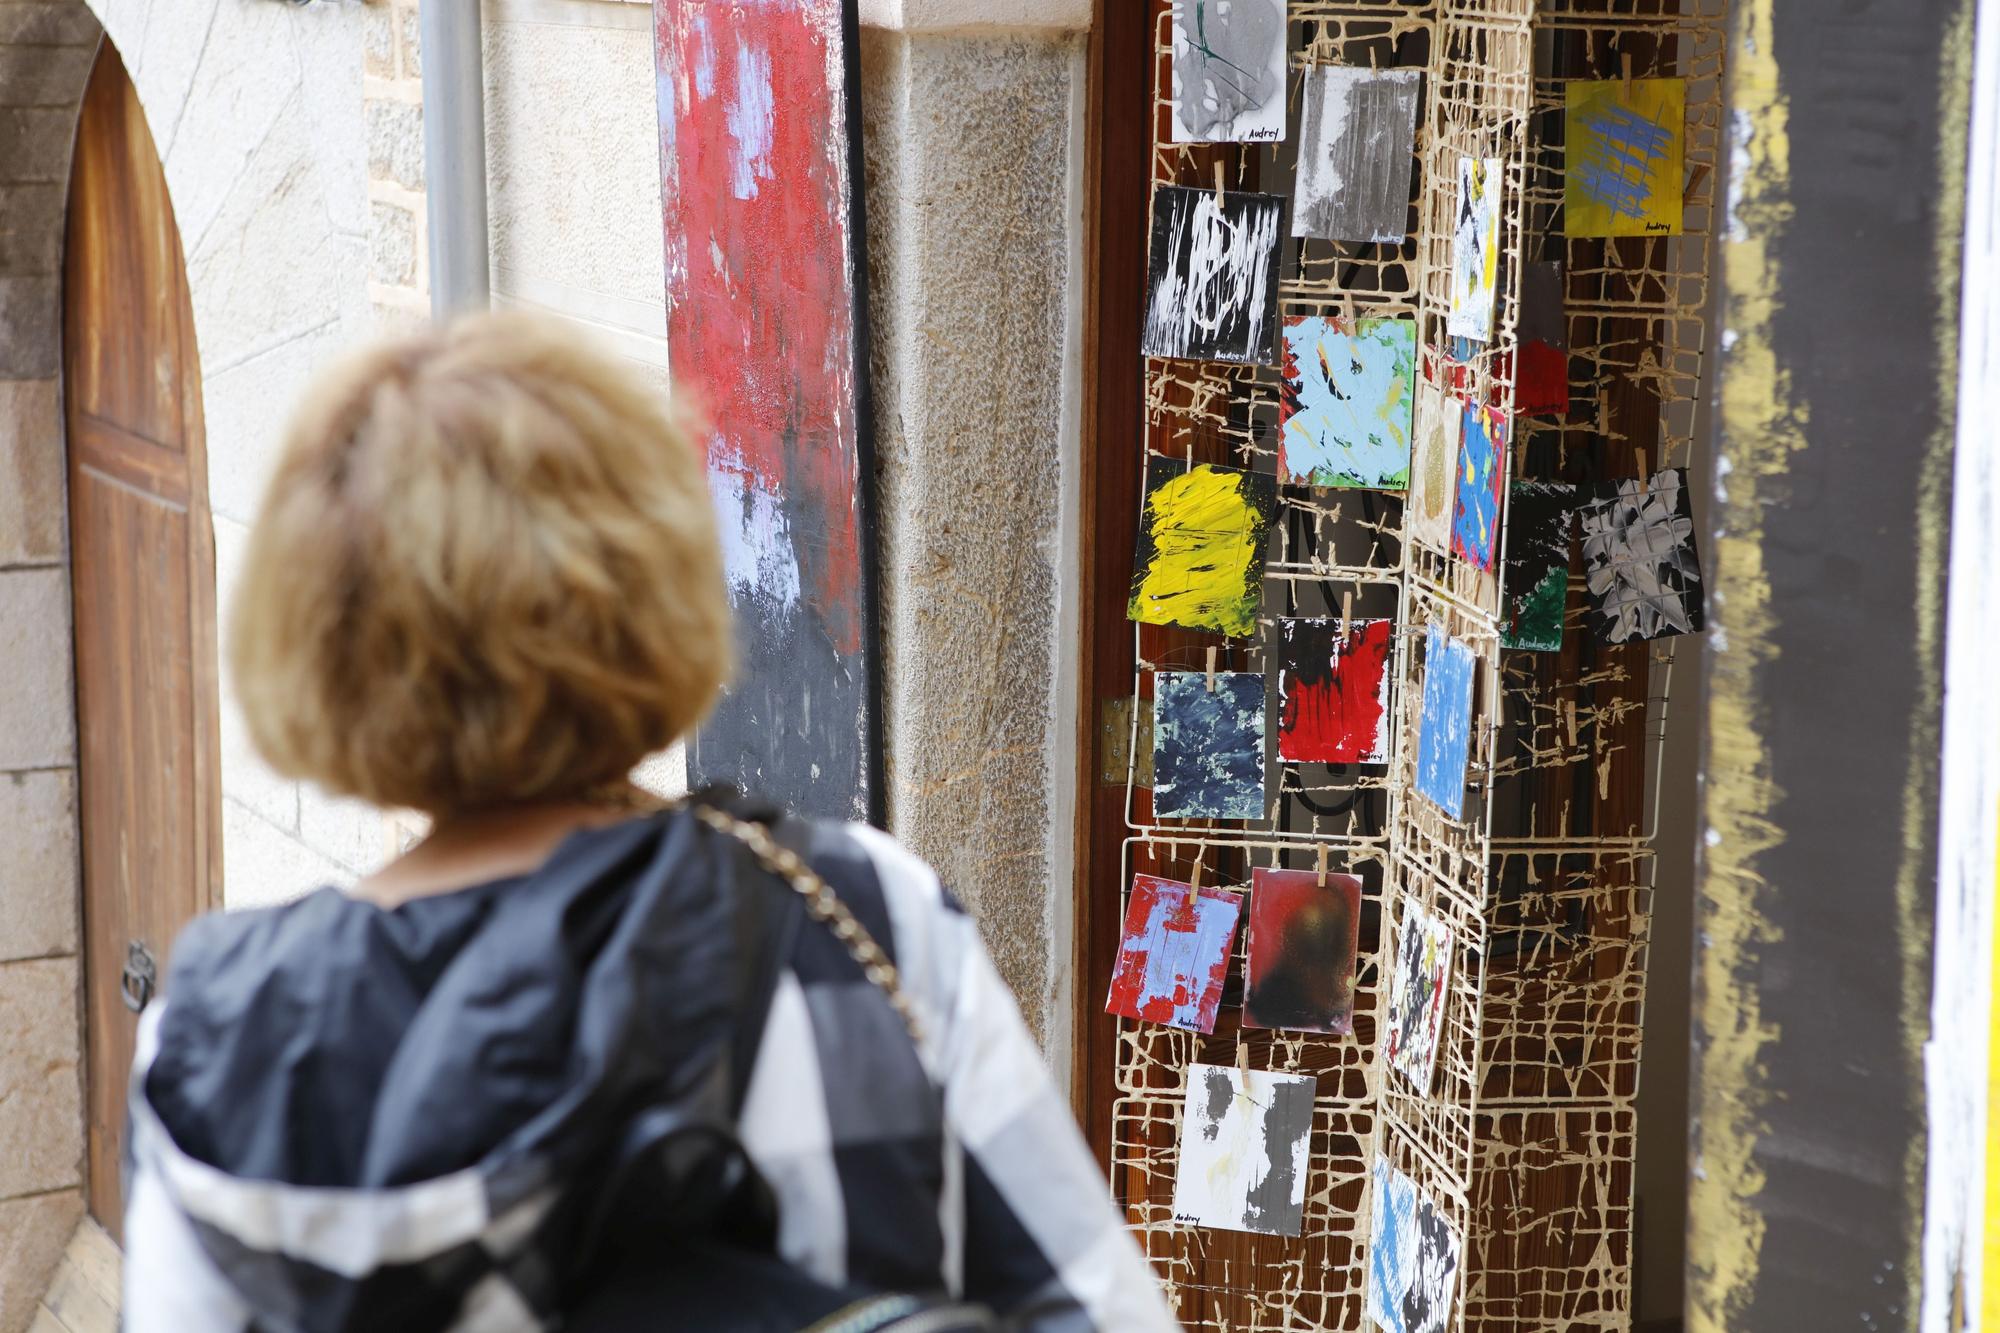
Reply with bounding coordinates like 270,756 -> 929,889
1171,0 -> 1288,143
1142,186 -> 1286,365
1579,468 -> 1706,644
1293,66 -> 1422,243
1172,1063 -> 1317,1236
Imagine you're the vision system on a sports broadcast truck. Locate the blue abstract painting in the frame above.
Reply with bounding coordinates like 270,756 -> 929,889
1366,1158 -> 1420,1333
1450,400 -> 1505,571
1277,315 -> 1416,489
1414,626 -> 1476,819
1154,671 -> 1266,820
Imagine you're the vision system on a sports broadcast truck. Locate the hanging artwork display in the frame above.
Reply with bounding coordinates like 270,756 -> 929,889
1244,867 -> 1363,1034
1105,874 -> 1244,1034
1129,457 -> 1277,637
1446,156 -> 1502,342
1450,401 -> 1507,572
1565,78 -> 1686,238
1142,186 -> 1286,364
1293,65 -> 1422,243
1414,625 -> 1476,820
1501,481 -> 1576,651
655,0 -> 880,821
1368,1159 -> 1466,1333
1408,379 -> 1461,552
1169,0 -> 1287,144
1153,670 -> 1267,820
1579,468 -> 1706,643
1383,900 -> 1453,1093
1277,315 -> 1416,489
1172,1064 -> 1318,1236
1275,617 -> 1392,764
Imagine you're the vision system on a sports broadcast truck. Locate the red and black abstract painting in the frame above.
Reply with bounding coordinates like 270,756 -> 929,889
655,0 -> 880,821
1243,867 -> 1362,1034
1275,617 -> 1393,765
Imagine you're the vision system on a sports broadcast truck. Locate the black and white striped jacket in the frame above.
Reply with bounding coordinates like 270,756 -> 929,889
121,808 -> 1177,1332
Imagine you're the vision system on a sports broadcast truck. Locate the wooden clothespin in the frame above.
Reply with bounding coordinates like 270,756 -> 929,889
1206,645 -> 1219,691
1214,159 -> 1227,208
1684,162 -> 1711,205
1636,447 -> 1650,481
1342,289 -> 1357,331
1189,852 -> 1203,890
1316,842 -> 1330,888
1369,45 -> 1379,71
1236,1039 -> 1250,1075
1340,590 -> 1355,640
1621,52 -> 1635,103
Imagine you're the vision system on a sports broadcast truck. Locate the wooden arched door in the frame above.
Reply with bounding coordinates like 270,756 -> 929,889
64,40 -> 223,1238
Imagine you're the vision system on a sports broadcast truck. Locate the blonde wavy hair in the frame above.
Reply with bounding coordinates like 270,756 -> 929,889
229,311 -> 732,817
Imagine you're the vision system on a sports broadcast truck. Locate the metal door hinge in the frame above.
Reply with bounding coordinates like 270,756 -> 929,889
120,940 -> 156,1013
1099,697 -> 1154,787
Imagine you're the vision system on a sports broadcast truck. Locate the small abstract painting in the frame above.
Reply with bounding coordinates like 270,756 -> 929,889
1275,617 -> 1391,765
1383,900 -> 1453,1093
1365,1159 -> 1419,1333
1170,0 -> 1288,144
1566,78 -> 1685,238
1579,468 -> 1706,643
1278,316 -> 1416,490
1407,380 -> 1461,552
1129,457 -> 1277,638
1450,401 -> 1506,572
1105,874 -> 1244,1034
1519,260 -> 1567,349
1172,1064 -> 1317,1236
1501,481 -> 1576,652
1153,670 -> 1266,820
1414,625 -> 1476,820
1293,66 -> 1422,243
1404,1193 -> 1465,1333
1513,338 -> 1570,417
1244,867 -> 1362,1034
1446,156 -> 1502,342
1143,186 -> 1286,364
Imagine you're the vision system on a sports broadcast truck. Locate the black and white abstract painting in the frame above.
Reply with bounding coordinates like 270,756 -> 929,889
1170,0 -> 1288,143
1293,66 -> 1422,243
1402,1192 -> 1465,1333
1171,1063 -> 1317,1236
1366,1159 -> 1464,1333
1579,468 -> 1706,644
1143,185 -> 1286,365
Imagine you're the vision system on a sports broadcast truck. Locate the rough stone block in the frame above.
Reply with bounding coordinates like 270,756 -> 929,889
0,276 -> 57,379
0,1189 -> 82,1333
0,378 -> 65,564
222,798 -> 352,909
0,4 -> 99,46
398,2 -> 422,81
0,109 -> 70,185
0,184 -> 63,277
0,45 -> 92,111
131,0 -> 221,159
369,200 -> 416,286
0,570 -> 73,771
364,1 -> 396,78
161,0 -> 298,250
0,770 -> 77,964
297,787 -> 391,879
365,97 -> 424,192
0,957 -> 83,1198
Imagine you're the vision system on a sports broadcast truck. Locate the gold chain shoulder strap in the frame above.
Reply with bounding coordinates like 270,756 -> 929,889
689,804 -> 926,1047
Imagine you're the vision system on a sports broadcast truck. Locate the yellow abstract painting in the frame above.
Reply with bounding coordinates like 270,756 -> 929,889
1565,78 -> 1685,238
1128,458 -> 1277,638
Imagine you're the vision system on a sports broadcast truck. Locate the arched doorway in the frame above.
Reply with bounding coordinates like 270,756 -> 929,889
64,39 -> 223,1239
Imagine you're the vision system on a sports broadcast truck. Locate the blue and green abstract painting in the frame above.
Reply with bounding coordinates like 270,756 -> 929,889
1414,626 -> 1476,820
1277,315 -> 1416,489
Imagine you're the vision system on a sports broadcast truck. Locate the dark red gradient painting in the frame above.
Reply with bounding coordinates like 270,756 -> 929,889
655,0 -> 881,821
1243,867 -> 1362,1035
1276,617 -> 1393,765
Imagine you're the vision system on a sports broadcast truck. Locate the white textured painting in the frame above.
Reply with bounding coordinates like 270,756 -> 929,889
1171,0 -> 1288,144
1407,378 -> 1461,552
1293,66 -> 1422,243
1171,1063 -> 1317,1236
1447,156 -> 1502,342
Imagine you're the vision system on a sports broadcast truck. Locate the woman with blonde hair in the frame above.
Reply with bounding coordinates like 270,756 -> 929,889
121,312 -> 1177,1333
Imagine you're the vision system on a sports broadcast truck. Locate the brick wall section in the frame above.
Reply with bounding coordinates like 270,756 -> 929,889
365,0 -> 428,328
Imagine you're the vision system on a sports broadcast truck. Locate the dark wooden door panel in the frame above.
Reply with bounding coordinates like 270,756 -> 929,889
65,41 -> 220,1239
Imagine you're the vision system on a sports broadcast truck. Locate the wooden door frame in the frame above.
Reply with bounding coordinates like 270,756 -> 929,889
1069,0 -> 1151,1165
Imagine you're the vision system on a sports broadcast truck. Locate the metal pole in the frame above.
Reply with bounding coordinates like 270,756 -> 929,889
420,0 -> 490,318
